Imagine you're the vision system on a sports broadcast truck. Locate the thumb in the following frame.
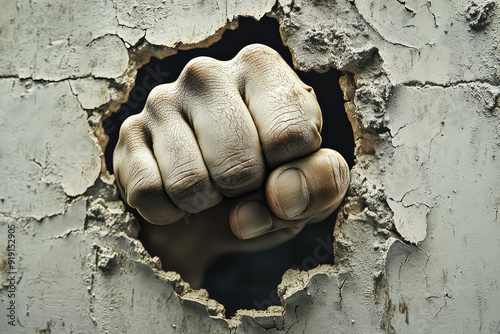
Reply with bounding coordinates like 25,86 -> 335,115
228,149 -> 349,240
266,148 -> 349,221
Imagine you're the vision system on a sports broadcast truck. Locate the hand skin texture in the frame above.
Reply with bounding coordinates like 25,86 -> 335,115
113,44 -> 350,288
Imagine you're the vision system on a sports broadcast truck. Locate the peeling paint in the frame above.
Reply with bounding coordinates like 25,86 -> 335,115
1,0 -> 499,332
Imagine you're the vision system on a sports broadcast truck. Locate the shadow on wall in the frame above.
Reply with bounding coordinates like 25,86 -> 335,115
103,15 -> 354,316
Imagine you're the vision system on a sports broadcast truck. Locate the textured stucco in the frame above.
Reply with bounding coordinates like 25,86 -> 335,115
1,0 -> 499,333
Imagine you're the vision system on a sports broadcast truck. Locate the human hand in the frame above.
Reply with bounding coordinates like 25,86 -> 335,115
113,44 -> 349,285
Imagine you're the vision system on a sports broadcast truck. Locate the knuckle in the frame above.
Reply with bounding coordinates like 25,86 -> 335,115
146,85 -> 165,106
265,117 -> 321,161
116,115 -> 148,151
144,84 -> 177,117
238,43 -> 279,64
116,115 -> 150,157
165,168 -> 212,201
119,114 -> 143,139
126,174 -> 164,209
213,154 -> 264,189
181,56 -> 220,87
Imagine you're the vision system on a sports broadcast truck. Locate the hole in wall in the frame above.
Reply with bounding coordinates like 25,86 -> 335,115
103,15 -> 354,317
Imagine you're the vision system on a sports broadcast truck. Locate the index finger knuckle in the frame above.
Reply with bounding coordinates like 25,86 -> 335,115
264,114 -> 322,163
126,172 -> 164,210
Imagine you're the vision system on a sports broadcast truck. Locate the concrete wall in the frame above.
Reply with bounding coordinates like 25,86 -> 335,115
1,0 -> 498,333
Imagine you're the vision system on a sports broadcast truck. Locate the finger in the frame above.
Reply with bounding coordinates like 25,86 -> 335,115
266,148 -> 349,221
113,114 -> 185,225
145,86 -> 223,213
228,190 -> 307,240
228,149 -> 349,240
178,56 -> 266,197
235,44 -> 323,168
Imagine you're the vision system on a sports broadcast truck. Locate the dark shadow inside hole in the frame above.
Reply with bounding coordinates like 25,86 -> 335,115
103,16 -> 354,317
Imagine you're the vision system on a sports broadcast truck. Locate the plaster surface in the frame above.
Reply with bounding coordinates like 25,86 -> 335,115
1,0 -> 498,333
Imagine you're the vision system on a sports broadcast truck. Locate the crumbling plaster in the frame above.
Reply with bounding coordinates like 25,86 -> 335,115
0,0 -> 498,333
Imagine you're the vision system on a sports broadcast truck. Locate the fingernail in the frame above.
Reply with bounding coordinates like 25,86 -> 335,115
276,169 -> 309,218
236,201 -> 272,239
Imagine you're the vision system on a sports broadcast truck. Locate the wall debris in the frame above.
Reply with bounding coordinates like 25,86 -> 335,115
0,0 -> 499,333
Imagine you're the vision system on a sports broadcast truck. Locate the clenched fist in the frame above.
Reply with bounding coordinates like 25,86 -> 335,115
113,44 -> 349,286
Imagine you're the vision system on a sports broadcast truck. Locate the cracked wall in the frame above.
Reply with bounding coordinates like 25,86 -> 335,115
1,0 -> 499,333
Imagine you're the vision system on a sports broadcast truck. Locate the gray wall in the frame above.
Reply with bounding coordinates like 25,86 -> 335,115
1,0 -> 498,332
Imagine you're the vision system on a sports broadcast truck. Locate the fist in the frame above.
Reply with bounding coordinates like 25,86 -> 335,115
113,44 -> 349,266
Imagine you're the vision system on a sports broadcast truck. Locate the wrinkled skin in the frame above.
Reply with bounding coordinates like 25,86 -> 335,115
113,44 -> 350,287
